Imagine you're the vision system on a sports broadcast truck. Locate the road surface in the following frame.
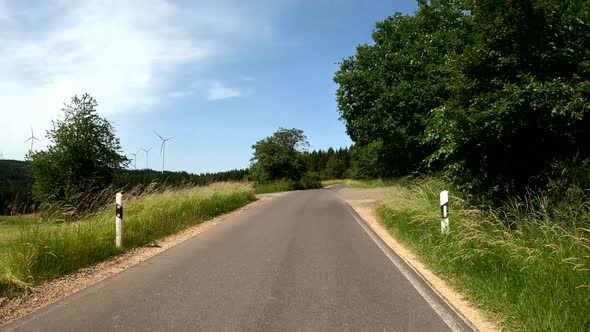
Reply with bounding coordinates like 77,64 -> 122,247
4,186 -> 471,331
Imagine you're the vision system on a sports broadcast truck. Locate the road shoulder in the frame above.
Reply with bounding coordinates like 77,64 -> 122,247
341,189 -> 499,332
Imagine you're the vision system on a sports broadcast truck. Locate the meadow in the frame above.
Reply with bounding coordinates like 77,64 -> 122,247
0,182 -> 256,296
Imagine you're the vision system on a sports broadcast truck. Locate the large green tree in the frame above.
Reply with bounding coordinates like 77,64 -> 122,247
334,0 -> 471,177
249,128 -> 309,183
30,94 -> 128,206
425,0 -> 590,200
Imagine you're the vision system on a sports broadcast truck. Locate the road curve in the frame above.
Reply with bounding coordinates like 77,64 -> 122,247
3,186 -> 471,331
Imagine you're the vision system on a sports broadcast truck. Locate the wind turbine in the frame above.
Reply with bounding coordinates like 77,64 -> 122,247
24,128 -> 41,154
154,131 -> 175,174
129,152 -> 137,170
140,147 -> 152,169
0,152 -> 4,160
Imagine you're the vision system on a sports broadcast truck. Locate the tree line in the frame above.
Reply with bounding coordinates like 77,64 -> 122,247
0,159 -> 249,215
0,160 -> 34,215
334,0 -> 590,205
113,168 -> 249,189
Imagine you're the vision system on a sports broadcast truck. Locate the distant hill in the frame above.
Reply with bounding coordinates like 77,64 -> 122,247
0,160 -> 34,214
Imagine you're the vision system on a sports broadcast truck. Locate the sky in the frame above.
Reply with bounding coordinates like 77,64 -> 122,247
0,0 -> 418,173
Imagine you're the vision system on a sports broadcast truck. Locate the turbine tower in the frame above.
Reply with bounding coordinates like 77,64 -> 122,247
24,128 -> 40,154
130,152 -> 137,170
140,147 -> 152,169
0,152 -> 4,159
154,131 -> 175,174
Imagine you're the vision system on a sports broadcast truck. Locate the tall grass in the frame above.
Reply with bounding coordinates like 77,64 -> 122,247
253,178 -> 322,194
253,181 -> 295,194
0,182 -> 255,296
375,178 -> 590,331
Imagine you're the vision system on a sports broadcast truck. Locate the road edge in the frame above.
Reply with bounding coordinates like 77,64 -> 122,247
343,199 -> 500,332
0,197 -> 274,327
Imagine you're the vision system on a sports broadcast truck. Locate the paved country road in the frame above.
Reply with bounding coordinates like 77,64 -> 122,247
3,186 -> 472,332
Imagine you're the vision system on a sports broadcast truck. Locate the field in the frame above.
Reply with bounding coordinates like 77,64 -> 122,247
373,178 -> 590,331
0,182 -> 256,296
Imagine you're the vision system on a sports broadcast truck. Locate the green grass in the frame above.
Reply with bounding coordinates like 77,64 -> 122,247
345,178 -> 412,188
0,214 -> 40,226
253,181 -> 295,194
375,178 -> 590,331
253,179 -> 322,194
0,182 -> 255,296
321,179 -> 347,187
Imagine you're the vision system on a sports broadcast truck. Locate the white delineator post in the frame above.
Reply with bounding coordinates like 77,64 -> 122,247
440,190 -> 449,234
116,192 -> 123,248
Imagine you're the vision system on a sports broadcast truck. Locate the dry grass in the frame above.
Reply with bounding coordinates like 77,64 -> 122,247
375,178 -> 590,331
0,182 -> 255,296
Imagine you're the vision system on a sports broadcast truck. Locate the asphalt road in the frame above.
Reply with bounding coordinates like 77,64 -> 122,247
4,186 -> 472,332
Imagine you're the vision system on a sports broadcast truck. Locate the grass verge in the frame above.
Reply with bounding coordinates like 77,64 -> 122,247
0,182 -> 255,296
253,181 -> 295,194
321,179 -> 347,187
345,178 -> 412,188
374,178 -> 590,331
253,178 -> 322,194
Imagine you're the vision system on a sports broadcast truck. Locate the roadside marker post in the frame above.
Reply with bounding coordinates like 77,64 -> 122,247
440,190 -> 449,234
116,192 -> 123,248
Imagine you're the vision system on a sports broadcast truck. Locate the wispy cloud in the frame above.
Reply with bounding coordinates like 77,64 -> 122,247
0,0 -> 277,159
207,82 -> 245,101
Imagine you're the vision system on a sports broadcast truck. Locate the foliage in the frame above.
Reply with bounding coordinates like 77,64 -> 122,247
249,128 -> 309,183
113,168 -> 249,190
335,0 -> 590,202
29,94 -> 128,209
425,0 -> 590,201
303,147 -> 351,180
334,0 -> 471,176
349,141 -> 388,179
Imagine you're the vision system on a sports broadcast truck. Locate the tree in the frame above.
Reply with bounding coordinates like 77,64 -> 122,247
349,141 -> 388,179
334,0 -> 471,176
249,128 -> 309,183
30,94 -> 128,207
425,0 -> 590,200
325,154 -> 346,179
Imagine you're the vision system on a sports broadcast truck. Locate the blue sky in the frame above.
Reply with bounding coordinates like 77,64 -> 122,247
0,0 -> 418,173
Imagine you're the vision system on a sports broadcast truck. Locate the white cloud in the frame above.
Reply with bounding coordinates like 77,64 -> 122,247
206,82 -> 244,101
0,0 -> 277,159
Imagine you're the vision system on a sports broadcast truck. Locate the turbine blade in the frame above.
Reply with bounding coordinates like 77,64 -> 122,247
165,136 -> 175,141
24,137 -> 31,143
154,130 -> 164,141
